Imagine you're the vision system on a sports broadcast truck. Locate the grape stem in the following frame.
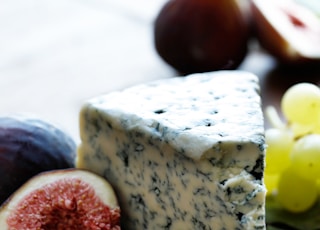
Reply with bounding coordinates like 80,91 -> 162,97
265,106 -> 286,130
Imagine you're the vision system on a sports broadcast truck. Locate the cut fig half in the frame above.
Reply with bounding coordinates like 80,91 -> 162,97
0,169 -> 121,230
251,0 -> 320,65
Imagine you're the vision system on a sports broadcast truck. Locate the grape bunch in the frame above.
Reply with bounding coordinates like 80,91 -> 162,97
265,82 -> 320,213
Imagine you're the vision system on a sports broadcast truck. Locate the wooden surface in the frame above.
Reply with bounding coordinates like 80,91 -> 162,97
1,0 -> 319,143
0,0 -> 172,142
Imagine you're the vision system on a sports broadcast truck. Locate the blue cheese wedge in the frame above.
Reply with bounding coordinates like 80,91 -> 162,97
77,71 -> 266,230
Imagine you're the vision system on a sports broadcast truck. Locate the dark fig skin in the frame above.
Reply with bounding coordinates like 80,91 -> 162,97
0,116 -> 76,205
154,0 -> 250,75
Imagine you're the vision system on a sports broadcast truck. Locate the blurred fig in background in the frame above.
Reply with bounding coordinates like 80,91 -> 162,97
154,0 -> 251,75
251,0 -> 320,67
0,116 -> 76,205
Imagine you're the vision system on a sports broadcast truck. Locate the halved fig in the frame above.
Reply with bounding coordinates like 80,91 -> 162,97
0,169 -> 121,230
0,116 -> 76,205
251,0 -> 320,66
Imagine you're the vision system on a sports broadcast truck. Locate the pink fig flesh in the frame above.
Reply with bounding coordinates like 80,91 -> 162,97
251,0 -> 320,65
0,169 -> 121,230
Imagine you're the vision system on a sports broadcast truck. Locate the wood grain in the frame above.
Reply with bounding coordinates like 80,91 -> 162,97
1,0 -> 319,142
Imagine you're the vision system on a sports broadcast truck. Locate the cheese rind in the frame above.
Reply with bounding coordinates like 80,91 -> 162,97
77,71 -> 266,230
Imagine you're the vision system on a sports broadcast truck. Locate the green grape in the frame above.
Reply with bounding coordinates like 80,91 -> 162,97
317,180 -> 320,195
291,122 -> 315,138
264,173 -> 279,196
277,167 -> 318,213
314,123 -> 320,135
281,83 -> 320,125
265,128 -> 294,174
290,134 -> 320,181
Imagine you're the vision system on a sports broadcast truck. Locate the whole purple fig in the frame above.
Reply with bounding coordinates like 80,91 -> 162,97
0,116 -> 76,204
154,0 -> 251,74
